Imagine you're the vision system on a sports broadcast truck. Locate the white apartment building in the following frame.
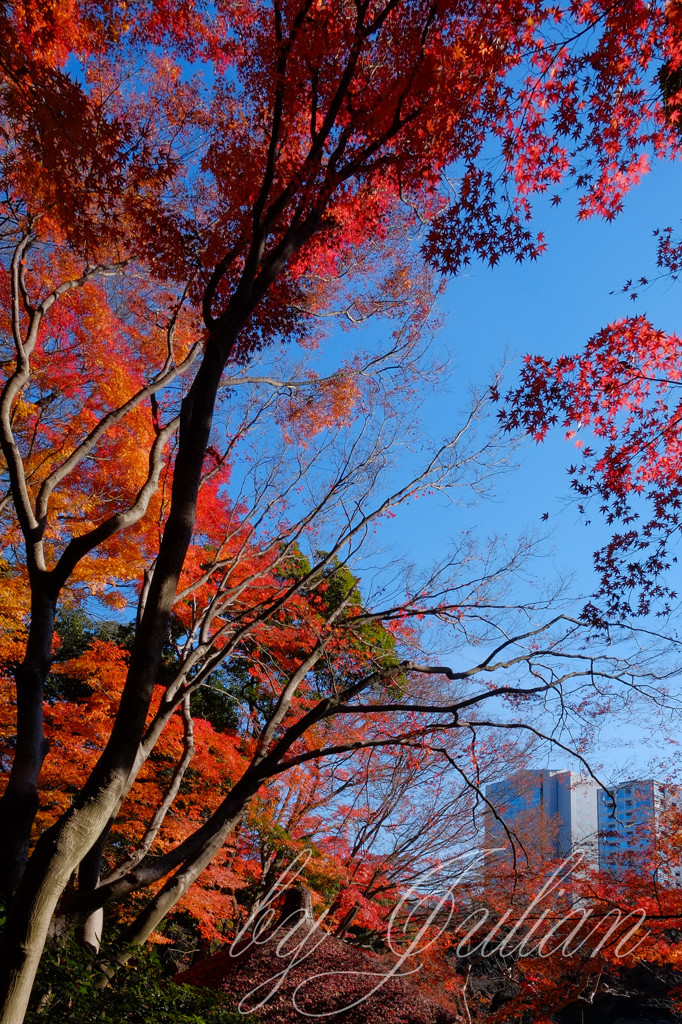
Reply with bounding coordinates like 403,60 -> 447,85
597,778 -> 681,883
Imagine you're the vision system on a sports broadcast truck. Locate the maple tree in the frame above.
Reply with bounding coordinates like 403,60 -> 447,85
498,7 -> 682,627
324,801 -> 682,1023
242,732 -> 538,944
500,313 -> 682,624
460,837 -> 682,1022
1,0 -> 681,1021
156,820 -> 682,1024
5,613 -> 535,955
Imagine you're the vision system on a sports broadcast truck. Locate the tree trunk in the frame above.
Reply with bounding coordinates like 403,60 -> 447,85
75,824 -> 112,954
0,230 -> 308,1021
0,336 -> 232,1024
0,585 -> 56,899
0,798 -> 117,1024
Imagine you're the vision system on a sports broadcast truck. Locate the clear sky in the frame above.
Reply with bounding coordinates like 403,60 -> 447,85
363,156 -> 682,782
217,153 -> 682,782
392,157 -> 682,589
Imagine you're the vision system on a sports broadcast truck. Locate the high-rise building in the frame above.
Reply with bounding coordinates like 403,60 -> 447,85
597,779 -> 681,882
484,771 -> 682,883
485,769 -> 600,867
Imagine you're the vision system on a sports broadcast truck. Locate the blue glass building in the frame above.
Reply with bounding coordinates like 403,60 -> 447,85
485,769 -> 600,867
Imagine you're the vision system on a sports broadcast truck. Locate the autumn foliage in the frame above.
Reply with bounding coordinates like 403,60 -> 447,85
2,1 -> 682,1023
501,316 -> 682,620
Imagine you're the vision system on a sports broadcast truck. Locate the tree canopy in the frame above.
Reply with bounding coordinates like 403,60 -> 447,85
1,1 -> 682,1022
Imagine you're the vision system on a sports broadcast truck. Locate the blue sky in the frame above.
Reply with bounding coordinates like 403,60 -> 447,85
391,157 -> 682,593
363,156 -> 682,781
216,153 -> 682,781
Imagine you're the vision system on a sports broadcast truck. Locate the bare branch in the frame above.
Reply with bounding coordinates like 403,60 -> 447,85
103,695 -> 195,884
35,334 -> 200,523
51,415 -> 180,588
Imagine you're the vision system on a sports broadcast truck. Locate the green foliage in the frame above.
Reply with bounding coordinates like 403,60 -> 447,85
189,667 -> 241,733
45,610 -> 106,702
25,938 -> 250,1024
45,611 -> 194,703
311,555 -> 359,615
306,553 -> 402,696
315,554 -> 398,660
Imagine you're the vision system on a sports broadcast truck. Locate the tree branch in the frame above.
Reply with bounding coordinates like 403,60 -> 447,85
103,696 -> 195,884
50,415 -> 180,589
